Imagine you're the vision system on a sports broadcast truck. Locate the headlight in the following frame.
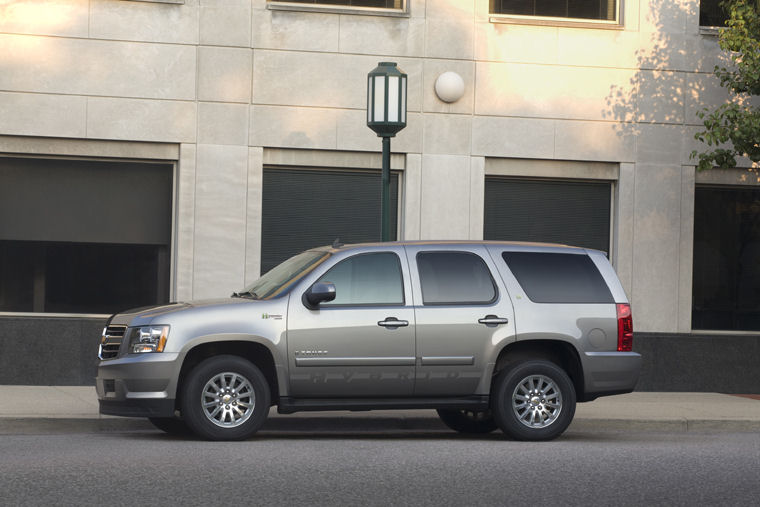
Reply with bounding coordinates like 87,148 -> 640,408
128,325 -> 170,354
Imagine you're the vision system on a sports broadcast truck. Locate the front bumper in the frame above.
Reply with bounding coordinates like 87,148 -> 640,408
95,353 -> 180,418
581,351 -> 642,401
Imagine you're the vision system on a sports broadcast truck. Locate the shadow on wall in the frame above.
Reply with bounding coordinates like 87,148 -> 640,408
604,0 -> 716,139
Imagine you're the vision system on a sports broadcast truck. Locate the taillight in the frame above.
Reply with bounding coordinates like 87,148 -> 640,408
616,303 -> 633,352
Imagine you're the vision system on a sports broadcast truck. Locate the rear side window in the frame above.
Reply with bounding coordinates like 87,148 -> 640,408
502,252 -> 613,304
417,252 -> 497,305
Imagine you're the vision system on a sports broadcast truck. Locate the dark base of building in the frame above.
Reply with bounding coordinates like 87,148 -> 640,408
2,317 -> 758,393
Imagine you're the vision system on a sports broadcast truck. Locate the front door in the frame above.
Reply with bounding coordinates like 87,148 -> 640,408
287,248 -> 415,397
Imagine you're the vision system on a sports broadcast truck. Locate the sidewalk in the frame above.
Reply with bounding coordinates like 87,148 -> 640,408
1,387 -> 759,435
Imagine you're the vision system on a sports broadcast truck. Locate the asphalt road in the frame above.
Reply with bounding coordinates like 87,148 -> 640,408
1,428 -> 758,506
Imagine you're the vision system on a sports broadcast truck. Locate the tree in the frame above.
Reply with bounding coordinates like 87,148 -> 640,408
692,0 -> 760,171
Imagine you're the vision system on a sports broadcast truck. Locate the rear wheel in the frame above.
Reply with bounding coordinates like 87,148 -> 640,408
180,355 -> 270,441
491,360 -> 576,441
436,409 -> 498,434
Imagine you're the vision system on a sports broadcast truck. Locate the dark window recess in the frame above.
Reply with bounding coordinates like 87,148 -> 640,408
692,186 -> 760,331
417,252 -> 496,305
700,0 -> 728,27
502,251 -> 613,304
271,0 -> 403,8
318,253 -> 403,306
484,178 -> 611,255
490,0 -> 617,21
261,167 -> 399,274
0,157 -> 172,314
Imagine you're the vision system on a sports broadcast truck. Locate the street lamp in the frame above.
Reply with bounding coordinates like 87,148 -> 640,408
367,62 -> 407,242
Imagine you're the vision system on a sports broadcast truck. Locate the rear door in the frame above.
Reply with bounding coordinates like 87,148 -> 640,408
405,244 -> 516,396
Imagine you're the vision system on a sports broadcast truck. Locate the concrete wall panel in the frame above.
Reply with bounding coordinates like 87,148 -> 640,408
251,105 -> 337,149
0,92 -> 86,138
476,61 -> 635,121
201,0 -> 251,47
89,0 -> 199,45
0,34 -> 196,100
472,116 -> 554,159
0,0 -> 89,38
340,14 -> 425,57
86,97 -> 197,143
198,102 -> 249,146
252,8 -> 339,52
198,46 -> 252,104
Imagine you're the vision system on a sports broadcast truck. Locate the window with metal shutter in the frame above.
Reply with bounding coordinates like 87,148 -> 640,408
261,167 -> 399,274
484,178 -> 611,254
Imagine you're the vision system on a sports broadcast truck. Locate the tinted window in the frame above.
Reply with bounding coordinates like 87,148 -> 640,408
692,186 -> 760,331
417,252 -> 496,305
317,252 -> 403,306
502,252 -> 613,304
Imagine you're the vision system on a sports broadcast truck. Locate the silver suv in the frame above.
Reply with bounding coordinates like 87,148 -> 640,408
96,241 -> 640,441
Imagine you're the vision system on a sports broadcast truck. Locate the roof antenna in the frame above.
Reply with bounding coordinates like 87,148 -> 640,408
332,237 -> 343,248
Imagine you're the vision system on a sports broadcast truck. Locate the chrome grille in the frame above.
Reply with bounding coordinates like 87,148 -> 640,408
99,325 -> 127,360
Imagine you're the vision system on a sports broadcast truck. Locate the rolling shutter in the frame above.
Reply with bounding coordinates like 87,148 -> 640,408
261,167 -> 399,273
484,178 -> 611,254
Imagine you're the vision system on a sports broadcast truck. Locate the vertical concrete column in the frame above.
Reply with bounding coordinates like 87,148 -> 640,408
419,154 -> 471,239
469,156 -> 485,240
402,153 -> 422,240
615,162 -> 635,298
631,164 -> 683,332
245,147 -> 264,284
192,145 -> 249,298
175,143 -> 197,301
678,165 -> 696,333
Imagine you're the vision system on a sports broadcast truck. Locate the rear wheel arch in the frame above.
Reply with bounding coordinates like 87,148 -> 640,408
492,339 -> 584,401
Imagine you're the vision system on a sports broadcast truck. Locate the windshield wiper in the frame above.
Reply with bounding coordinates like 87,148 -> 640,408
231,290 -> 259,300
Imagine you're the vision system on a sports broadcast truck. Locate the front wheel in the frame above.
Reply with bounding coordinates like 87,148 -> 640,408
180,355 -> 270,441
491,360 -> 576,441
436,409 -> 498,434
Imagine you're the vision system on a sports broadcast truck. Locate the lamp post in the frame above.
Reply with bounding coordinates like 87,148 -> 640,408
367,62 -> 407,242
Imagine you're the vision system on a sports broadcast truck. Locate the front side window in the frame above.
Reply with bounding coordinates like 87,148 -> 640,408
417,252 -> 497,305
502,252 -> 613,304
317,252 -> 404,306
490,0 -> 618,22
692,186 -> 760,331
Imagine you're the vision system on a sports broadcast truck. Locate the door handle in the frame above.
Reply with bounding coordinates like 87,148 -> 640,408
478,315 -> 509,327
378,317 -> 409,329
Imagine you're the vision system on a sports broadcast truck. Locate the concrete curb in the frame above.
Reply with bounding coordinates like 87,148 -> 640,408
3,415 -> 759,436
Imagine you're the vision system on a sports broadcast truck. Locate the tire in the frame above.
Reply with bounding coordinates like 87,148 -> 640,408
491,360 -> 576,441
436,409 -> 498,434
180,355 -> 270,441
148,416 -> 192,436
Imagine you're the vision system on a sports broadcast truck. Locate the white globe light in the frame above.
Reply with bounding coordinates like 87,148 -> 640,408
434,71 -> 465,103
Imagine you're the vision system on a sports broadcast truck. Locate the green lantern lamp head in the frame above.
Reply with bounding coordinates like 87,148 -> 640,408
367,62 -> 408,138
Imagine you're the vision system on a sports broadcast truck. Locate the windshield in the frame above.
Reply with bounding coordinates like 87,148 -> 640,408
235,250 -> 331,300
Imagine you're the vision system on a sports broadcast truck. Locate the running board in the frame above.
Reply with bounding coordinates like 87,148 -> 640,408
277,396 -> 489,414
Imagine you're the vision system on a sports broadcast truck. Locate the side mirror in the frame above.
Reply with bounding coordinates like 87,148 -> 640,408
302,282 -> 336,310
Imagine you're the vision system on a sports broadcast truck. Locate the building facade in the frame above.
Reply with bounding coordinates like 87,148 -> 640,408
1,0 -> 758,390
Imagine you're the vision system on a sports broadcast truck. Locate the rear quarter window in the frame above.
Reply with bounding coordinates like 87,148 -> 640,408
501,252 -> 613,304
